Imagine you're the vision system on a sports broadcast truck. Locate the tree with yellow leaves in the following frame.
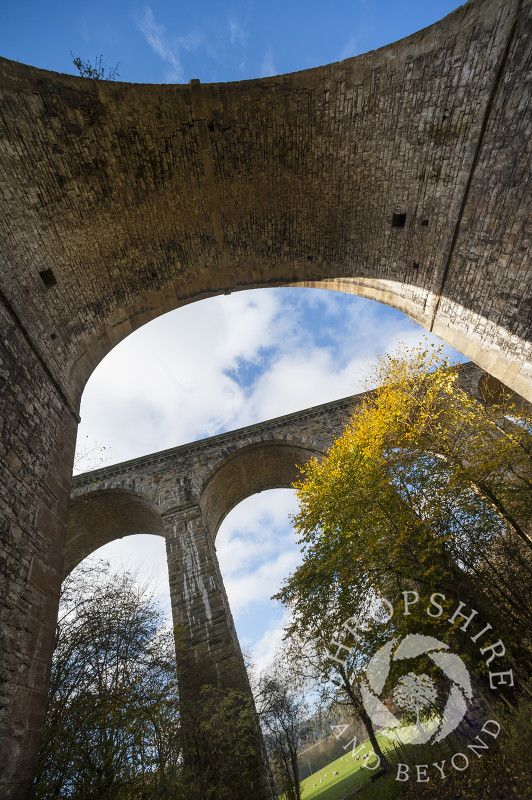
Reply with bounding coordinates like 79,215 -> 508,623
275,345 -> 532,727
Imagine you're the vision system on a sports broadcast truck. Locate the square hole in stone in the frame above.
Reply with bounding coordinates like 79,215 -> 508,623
39,268 -> 57,288
391,212 -> 406,228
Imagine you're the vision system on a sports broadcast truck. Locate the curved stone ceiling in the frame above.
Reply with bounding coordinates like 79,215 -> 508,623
0,0 -> 530,401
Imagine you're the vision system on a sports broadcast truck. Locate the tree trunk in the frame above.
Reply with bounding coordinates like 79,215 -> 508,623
359,708 -> 390,771
339,669 -> 390,771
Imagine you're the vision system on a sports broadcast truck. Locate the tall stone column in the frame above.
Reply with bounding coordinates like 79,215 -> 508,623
164,505 -> 276,799
0,304 -> 78,799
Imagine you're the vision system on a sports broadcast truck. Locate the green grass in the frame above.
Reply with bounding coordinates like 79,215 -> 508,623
300,736 -> 387,800
298,725 -> 435,800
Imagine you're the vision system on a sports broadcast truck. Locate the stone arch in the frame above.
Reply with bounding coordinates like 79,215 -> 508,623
296,278 -> 527,398
1,0 -> 531,794
0,0 -> 530,405
198,440 -> 321,538
65,488 -> 165,578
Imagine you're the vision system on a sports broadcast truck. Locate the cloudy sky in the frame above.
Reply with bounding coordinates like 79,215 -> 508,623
1,0 -> 464,672
74,289 -> 465,669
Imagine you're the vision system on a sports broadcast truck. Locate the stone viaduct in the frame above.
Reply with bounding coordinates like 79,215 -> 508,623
69,392 -> 357,720
67,364 -> 484,799
0,0 -> 530,795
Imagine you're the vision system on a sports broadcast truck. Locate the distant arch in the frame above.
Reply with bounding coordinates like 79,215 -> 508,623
65,488 -> 164,577
199,440 -> 321,538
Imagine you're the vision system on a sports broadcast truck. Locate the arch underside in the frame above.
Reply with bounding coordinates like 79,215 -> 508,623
200,441 -> 319,538
0,0 -> 530,405
67,441 -> 321,571
65,489 -> 164,577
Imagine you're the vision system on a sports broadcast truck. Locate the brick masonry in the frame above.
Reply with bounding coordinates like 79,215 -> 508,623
0,0 -> 531,794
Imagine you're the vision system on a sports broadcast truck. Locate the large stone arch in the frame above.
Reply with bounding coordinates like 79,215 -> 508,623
199,441 -> 321,537
64,488 -> 165,577
1,0 -> 531,794
0,0 -> 530,407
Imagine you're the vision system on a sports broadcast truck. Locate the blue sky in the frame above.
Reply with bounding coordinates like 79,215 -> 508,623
2,1 -> 461,83
73,288 -> 465,672
0,1 -> 465,672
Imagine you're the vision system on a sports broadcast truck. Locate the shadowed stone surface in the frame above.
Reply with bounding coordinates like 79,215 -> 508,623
0,0 -> 531,794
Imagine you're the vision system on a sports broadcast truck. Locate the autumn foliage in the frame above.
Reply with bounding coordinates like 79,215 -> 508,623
275,345 -> 532,792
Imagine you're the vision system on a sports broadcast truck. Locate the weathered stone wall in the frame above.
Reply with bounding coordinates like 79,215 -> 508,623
165,508 -> 276,800
69,390 -> 362,536
0,0 -> 531,793
0,0 -> 530,401
0,304 -> 77,798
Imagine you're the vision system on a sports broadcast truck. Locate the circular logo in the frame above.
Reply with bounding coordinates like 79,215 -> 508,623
360,633 -> 473,744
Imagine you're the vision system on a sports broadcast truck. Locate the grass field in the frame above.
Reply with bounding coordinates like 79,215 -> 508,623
300,736 -> 387,800
299,725 -> 425,800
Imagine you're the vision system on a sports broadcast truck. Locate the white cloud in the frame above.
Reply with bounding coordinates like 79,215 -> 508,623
137,8 -> 250,82
136,7 -> 204,82
340,31 -> 366,60
137,7 -> 183,82
218,488 -> 297,536
260,48 -> 276,77
251,610 -> 292,675
217,490 -> 300,616
216,490 -> 298,572
178,31 -> 205,53
223,548 -> 301,616
229,17 -> 247,48
77,290 -> 286,466
76,287 -> 456,468
339,4 -> 375,60
244,348 -> 359,421
214,490 -> 301,674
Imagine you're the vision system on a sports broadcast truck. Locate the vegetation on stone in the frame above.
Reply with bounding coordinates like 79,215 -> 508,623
70,52 -> 120,80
